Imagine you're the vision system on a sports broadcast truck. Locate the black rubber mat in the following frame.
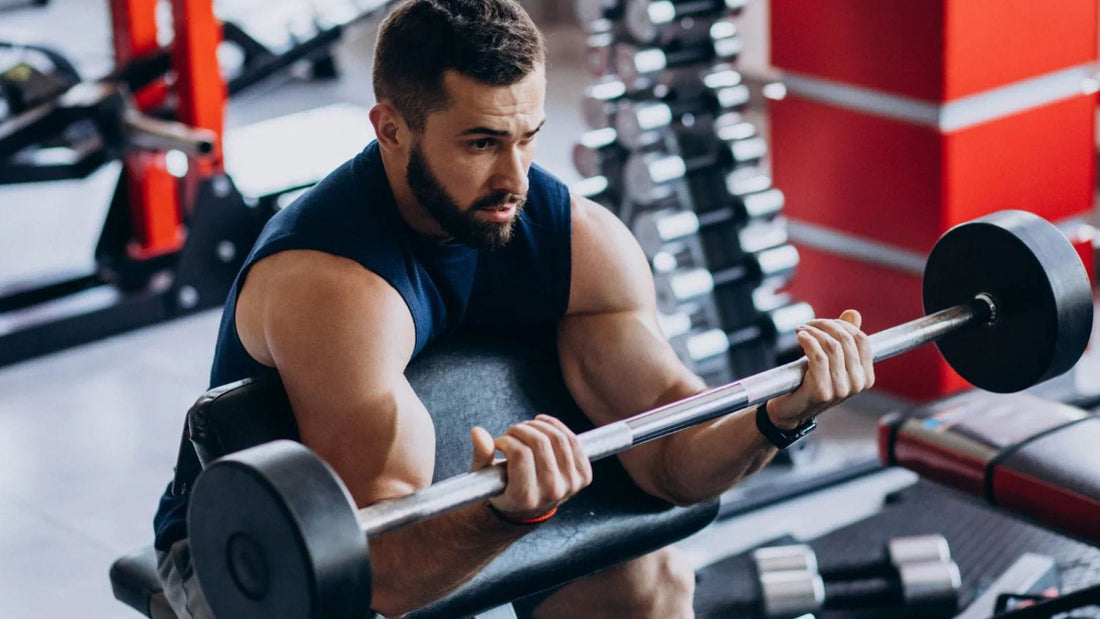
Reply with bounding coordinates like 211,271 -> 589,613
694,478 -> 1100,618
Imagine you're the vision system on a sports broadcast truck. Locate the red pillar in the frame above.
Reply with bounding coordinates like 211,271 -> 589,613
769,0 -> 1099,400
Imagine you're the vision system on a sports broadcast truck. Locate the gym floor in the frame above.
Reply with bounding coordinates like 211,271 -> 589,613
0,2 -> 1096,618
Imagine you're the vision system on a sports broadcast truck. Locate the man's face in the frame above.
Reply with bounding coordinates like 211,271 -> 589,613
405,66 -> 546,249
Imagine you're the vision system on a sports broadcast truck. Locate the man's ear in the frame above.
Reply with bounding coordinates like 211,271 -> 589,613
370,103 -> 407,152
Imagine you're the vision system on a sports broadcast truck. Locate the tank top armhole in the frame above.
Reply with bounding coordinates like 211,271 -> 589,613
556,186 -> 573,320
236,236 -> 430,360
542,165 -> 573,320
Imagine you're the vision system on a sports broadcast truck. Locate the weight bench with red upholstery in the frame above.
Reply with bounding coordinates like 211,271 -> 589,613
109,328 -> 719,618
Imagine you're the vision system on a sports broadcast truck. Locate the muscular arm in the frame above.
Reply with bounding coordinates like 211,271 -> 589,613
238,251 -> 589,617
558,197 -> 873,506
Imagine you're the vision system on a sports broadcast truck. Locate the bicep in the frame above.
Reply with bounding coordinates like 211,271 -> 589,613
558,310 -> 697,425
561,195 -> 701,414
261,256 -> 436,507
560,197 -> 705,491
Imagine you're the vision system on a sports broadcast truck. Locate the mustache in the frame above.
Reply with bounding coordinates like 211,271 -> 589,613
473,192 -> 527,211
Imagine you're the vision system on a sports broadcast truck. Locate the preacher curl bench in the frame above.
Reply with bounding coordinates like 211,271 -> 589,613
109,328 -> 720,618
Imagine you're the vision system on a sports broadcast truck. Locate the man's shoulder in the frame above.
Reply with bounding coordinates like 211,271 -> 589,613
569,192 -> 621,237
564,193 -> 655,317
234,249 -> 414,371
251,250 -> 406,308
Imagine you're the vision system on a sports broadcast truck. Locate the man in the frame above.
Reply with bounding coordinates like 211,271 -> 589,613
153,1 -> 874,617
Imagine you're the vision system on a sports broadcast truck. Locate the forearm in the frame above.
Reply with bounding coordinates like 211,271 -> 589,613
651,404 -> 781,505
612,374 -> 778,505
369,500 -> 530,617
559,315 -> 781,505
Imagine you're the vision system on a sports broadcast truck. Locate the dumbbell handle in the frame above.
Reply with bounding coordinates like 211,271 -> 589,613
826,535 -> 953,581
661,85 -> 750,119
355,297 -> 992,537
661,33 -> 737,67
696,190 -> 785,227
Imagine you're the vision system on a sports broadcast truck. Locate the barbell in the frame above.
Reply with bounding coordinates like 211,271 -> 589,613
188,210 -> 1093,618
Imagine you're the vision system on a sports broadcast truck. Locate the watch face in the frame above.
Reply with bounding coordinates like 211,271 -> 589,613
790,418 -> 816,439
757,405 -> 816,450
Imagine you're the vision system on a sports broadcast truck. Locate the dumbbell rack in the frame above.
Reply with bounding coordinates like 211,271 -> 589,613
572,0 -> 810,386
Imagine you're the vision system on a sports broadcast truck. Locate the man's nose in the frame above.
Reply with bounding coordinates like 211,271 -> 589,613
490,148 -> 529,196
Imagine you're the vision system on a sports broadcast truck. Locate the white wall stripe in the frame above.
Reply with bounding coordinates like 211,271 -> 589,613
787,216 -> 1088,274
781,67 -> 1098,131
786,220 -> 927,275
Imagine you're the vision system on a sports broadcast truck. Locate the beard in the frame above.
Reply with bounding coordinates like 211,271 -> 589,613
406,143 -> 526,250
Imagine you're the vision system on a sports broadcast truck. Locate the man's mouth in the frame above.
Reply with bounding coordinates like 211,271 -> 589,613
478,203 -> 517,222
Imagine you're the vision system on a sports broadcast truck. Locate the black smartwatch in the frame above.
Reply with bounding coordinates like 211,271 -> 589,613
755,400 -> 816,450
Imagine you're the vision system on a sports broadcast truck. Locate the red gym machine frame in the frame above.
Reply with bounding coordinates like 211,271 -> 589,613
1,0 -> 391,366
108,0 -> 226,259
0,0 -> 271,367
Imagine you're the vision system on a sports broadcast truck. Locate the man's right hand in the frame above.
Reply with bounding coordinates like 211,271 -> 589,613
470,415 -> 594,521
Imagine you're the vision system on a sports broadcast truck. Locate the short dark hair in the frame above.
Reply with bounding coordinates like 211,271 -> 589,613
373,0 -> 546,131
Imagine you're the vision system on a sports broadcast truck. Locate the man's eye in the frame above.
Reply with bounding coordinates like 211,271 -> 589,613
472,139 -> 493,150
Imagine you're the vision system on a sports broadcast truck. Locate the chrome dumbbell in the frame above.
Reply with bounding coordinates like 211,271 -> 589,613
616,18 -> 743,87
653,243 -> 799,315
572,127 -> 627,181
581,78 -> 629,130
585,31 -> 618,78
624,0 -> 747,45
754,535 -> 960,618
576,0 -> 624,33
624,124 -> 767,205
631,187 -> 785,258
614,68 -> 749,149
572,175 -> 620,212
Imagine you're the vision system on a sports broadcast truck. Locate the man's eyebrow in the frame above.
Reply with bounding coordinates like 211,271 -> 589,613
460,119 -> 546,138
524,119 -> 547,138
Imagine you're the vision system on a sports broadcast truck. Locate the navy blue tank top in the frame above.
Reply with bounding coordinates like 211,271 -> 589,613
153,141 -> 572,549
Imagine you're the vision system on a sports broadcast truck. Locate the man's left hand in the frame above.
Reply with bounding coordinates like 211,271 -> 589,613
764,309 -> 874,430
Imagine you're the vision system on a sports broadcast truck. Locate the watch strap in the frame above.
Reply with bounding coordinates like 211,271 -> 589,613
755,400 -> 816,450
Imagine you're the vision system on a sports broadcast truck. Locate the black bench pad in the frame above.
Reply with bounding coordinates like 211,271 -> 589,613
154,328 -> 718,617
109,545 -> 174,618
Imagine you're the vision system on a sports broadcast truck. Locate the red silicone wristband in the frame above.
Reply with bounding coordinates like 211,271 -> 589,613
488,503 -> 558,525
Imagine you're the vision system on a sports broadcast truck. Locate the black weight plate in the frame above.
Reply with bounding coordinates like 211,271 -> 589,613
923,210 -> 1093,393
189,440 -> 372,619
